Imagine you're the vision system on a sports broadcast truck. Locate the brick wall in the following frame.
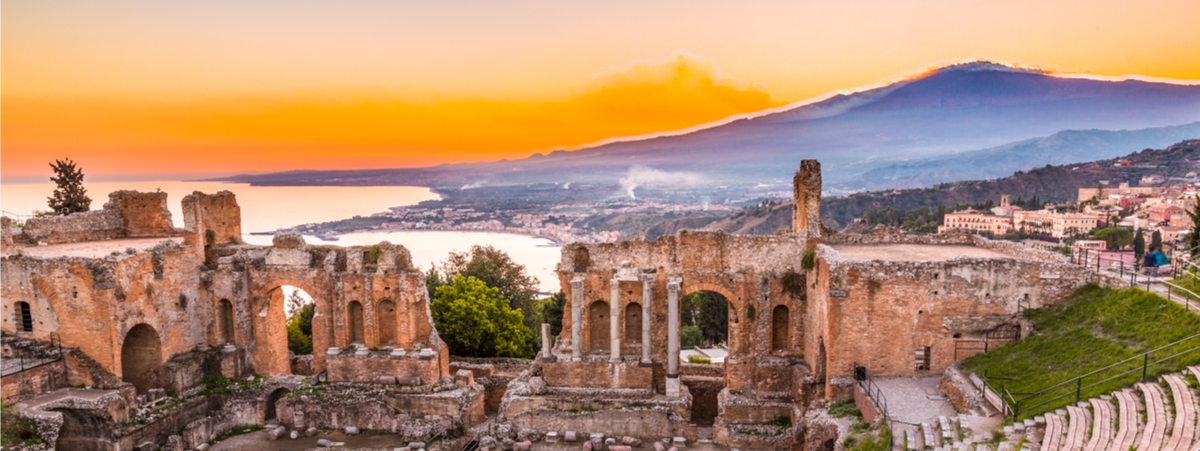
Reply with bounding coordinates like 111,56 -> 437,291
1,360 -> 67,404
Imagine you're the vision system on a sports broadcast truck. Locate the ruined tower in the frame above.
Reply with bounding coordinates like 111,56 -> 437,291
792,159 -> 823,239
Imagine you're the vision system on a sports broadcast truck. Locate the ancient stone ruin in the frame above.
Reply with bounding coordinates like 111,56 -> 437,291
0,161 -> 1118,450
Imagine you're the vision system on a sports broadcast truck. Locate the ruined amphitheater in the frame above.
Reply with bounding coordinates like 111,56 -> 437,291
1,161 -> 1187,451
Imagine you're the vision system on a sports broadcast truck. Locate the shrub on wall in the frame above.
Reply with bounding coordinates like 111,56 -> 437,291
431,274 -> 534,358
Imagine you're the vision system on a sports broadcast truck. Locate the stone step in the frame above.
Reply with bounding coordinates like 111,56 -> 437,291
939,415 -> 957,443
1062,405 -> 1089,451
1041,412 -> 1066,451
1163,373 -> 1198,451
1112,389 -> 1142,451
1136,382 -> 1170,451
1082,397 -> 1114,451
923,421 -> 940,449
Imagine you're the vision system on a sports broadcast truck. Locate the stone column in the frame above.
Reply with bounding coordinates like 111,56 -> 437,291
541,323 -> 552,360
666,277 -> 682,397
610,278 -> 621,363
571,276 -> 584,361
640,276 -> 653,365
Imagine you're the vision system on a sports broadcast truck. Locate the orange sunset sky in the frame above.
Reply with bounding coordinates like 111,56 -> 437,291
3,0 -> 1200,179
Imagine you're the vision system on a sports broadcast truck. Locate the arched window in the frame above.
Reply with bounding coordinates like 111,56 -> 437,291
16,301 -> 33,332
771,305 -> 789,353
624,303 -> 642,344
377,300 -> 397,347
218,299 -> 234,344
348,301 -> 365,344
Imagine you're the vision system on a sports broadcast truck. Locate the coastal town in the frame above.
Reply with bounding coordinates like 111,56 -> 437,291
939,175 -> 1198,262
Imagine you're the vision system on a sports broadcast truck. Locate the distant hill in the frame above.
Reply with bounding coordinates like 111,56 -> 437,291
214,62 -> 1200,191
644,139 -> 1200,236
852,122 -> 1200,190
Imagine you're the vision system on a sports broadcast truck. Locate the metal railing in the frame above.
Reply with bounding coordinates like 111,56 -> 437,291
0,333 -> 64,377
988,332 -> 1200,420
852,363 -> 893,448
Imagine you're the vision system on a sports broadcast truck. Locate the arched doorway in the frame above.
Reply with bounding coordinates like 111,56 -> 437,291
284,286 -> 316,375
377,299 -> 398,347
264,388 -> 291,423
624,303 -> 642,344
121,324 -> 163,394
588,301 -> 609,353
348,301 -> 365,344
771,305 -> 789,353
218,299 -> 235,344
681,290 -> 729,348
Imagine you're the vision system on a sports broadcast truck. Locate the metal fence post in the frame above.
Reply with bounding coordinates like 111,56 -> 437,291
1075,378 -> 1082,403
1142,354 -> 1149,382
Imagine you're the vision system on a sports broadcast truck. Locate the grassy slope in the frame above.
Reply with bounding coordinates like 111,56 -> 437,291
960,285 -> 1200,419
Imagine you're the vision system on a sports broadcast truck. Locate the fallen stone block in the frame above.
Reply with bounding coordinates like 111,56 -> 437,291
564,431 -> 578,442
306,427 -> 319,437
604,438 -> 616,445
267,426 -> 287,441
318,438 -> 334,447
397,376 -> 422,386
345,426 -> 360,435
654,441 -> 666,451
290,430 -> 299,439
409,442 -> 426,451
583,440 -> 594,451
620,436 -> 641,446
514,440 -> 532,451
377,375 -> 398,385
608,446 -> 632,451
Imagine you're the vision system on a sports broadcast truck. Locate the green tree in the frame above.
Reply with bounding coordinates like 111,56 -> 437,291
434,245 -> 543,351
1132,229 -> 1146,259
1150,229 -> 1163,251
539,292 -> 566,339
681,291 -> 728,346
680,325 -> 703,348
1187,195 -> 1200,258
47,158 -> 92,215
431,275 -> 533,358
287,304 -> 315,355
1092,227 -> 1133,251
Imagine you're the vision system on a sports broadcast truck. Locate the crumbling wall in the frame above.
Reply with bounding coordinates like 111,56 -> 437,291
103,190 -> 176,238
182,190 -> 242,248
22,210 -> 124,244
19,190 -> 178,245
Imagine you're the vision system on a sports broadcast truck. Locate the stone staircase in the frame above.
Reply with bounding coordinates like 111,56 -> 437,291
897,366 -> 1200,451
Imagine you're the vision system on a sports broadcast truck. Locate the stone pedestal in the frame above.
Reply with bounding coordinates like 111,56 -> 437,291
665,376 -> 681,397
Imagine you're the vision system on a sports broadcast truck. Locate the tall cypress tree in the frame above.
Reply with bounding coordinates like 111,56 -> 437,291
47,158 -> 92,215
1132,229 -> 1145,259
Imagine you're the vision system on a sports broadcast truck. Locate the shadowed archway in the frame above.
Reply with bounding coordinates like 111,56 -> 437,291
121,324 -> 163,394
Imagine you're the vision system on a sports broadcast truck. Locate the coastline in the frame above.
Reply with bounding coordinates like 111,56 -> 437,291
250,227 -> 568,247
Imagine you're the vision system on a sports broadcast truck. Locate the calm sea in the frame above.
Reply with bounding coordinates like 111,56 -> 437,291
1,181 -> 562,292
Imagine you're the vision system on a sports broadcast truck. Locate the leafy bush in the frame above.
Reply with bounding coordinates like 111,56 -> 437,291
687,355 -> 711,364
432,274 -> 533,358
681,325 -> 704,348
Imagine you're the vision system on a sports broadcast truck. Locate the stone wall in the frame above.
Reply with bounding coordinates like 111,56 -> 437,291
103,190 -> 175,238
325,348 -> 449,385
19,190 -> 178,245
0,360 -> 68,404
182,190 -> 242,248
541,359 -> 653,389
22,209 -> 124,244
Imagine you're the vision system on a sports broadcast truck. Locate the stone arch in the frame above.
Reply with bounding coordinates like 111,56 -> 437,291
377,299 -> 398,347
348,301 -> 365,344
257,279 -> 322,375
771,305 -> 789,353
624,302 -> 642,344
217,299 -> 234,344
15,301 -> 32,332
681,289 -> 730,348
588,300 -> 610,353
121,323 -> 163,394
264,387 -> 291,422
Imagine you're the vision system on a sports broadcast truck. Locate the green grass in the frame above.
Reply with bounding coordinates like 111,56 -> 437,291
687,355 -> 711,364
961,285 -> 1200,419
0,405 -> 42,447
828,400 -> 863,419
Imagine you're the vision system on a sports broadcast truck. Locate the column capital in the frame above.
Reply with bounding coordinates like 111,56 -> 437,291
570,276 -> 585,290
667,277 -> 682,293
